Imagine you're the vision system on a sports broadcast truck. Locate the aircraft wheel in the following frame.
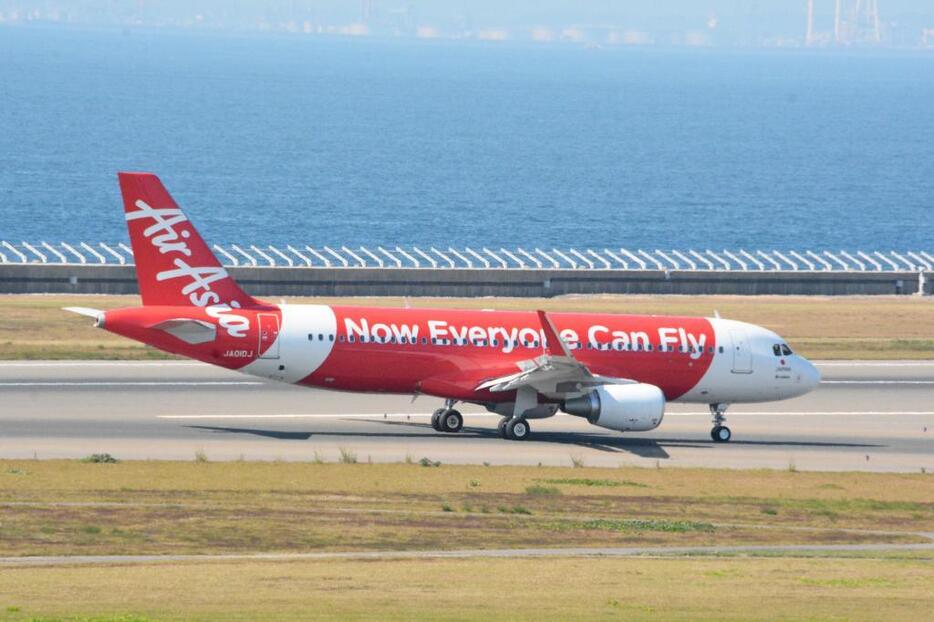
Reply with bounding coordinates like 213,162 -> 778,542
498,418 -> 509,438
711,425 -> 732,443
505,418 -> 531,441
431,409 -> 445,432
440,409 -> 463,433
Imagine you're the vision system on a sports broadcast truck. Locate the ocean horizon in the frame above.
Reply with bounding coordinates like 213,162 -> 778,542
1,25 -> 932,251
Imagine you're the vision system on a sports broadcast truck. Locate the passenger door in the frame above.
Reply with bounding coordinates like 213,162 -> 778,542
258,313 -> 280,359
730,329 -> 753,374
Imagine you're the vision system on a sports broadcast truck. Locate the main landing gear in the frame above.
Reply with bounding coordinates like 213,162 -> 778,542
498,417 -> 531,441
709,403 -> 732,443
431,399 -> 463,434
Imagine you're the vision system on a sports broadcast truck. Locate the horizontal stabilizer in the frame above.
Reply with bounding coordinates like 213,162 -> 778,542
150,318 -> 217,345
63,307 -> 104,327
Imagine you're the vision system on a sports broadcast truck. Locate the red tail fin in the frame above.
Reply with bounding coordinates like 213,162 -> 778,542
118,172 -> 256,308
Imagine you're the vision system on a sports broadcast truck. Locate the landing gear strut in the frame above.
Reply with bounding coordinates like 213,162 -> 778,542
709,403 -> 732,443
432,400 -> 463,434
497,386 -> 535,441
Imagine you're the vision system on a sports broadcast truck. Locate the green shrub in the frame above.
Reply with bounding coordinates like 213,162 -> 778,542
81,453 -> 119,464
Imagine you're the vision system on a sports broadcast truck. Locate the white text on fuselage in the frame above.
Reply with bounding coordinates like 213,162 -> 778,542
126,199 -> 249,337
344,318 -> 708,360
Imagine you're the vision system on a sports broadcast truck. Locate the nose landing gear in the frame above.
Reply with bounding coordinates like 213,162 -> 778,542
709,403 -> 732,443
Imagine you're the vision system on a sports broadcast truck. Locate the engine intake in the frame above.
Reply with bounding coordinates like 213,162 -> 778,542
562,383 -> 665,432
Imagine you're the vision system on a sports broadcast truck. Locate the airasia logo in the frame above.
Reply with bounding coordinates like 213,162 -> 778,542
126,199 -> 249,338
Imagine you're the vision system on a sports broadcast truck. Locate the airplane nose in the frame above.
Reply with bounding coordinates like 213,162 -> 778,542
801,359 -> 821,392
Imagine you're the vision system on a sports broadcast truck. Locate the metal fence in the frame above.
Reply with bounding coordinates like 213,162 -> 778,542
0,241 -> 931,272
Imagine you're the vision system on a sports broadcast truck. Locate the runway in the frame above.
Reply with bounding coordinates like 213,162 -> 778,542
0,361 -> 931,472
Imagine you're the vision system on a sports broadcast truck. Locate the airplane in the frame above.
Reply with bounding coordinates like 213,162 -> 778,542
65,172 -> 821,442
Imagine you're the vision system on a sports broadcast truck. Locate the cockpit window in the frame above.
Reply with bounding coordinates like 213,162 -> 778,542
772,344 -> 782,356
781,344 -> 793,356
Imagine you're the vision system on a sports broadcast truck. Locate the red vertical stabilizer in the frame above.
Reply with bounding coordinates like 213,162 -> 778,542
117,172 -> 256,308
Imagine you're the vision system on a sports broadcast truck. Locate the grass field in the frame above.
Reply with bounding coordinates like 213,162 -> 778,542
2,461 -> 931,557
2,556 -> 932,622
1,293 -> 932,360
0,461 -> 931,620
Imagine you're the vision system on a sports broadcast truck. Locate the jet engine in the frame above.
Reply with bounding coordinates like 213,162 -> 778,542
562,383 -> 665,432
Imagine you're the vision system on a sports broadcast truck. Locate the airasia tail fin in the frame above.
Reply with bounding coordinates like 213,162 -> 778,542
118,172 -> 257,308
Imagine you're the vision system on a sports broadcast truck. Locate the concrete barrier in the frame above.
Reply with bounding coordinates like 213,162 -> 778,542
0,264 -> 928,297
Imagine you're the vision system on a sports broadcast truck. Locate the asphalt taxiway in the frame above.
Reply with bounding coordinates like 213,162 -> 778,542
0,361 -> 931,472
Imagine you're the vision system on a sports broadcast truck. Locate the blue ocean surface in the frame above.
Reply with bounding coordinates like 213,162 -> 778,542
0,26 -> 931,250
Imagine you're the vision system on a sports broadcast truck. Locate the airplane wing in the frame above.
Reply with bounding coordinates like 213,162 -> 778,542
476,310 -> 635,396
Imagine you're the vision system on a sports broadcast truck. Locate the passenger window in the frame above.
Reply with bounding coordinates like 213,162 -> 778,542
422,338 -> 428,345
329,335 -> 334,342
308,334 -> 314,341
718,346 -> 724,354
781,344 -> 793,356
349,336 -> 355,343
319,334 -> 324,341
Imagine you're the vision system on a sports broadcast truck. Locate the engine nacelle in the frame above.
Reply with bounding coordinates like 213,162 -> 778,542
562,383 -> 665,432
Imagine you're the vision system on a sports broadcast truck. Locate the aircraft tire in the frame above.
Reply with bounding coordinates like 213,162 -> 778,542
505,418 -> 530,441
711,425 -> 732,443
498,418 -> 509,438
431,409 -> 445,432
440,409 -> 463,433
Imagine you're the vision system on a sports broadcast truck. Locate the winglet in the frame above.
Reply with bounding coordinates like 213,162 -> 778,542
536,310 -> 574,359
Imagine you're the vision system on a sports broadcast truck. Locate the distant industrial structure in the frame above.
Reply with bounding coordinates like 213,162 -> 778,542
806,0 -> 882,46
0,0 -> 931,49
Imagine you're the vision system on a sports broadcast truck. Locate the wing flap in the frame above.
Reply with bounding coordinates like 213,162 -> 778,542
476,310 -> 636,396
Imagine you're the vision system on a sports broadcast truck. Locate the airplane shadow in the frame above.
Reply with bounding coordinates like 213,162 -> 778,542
186,425 -> 312,440
183,418 -> 886,461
